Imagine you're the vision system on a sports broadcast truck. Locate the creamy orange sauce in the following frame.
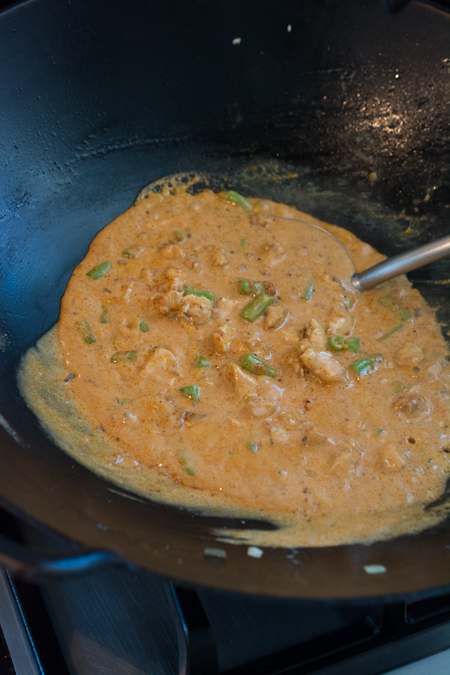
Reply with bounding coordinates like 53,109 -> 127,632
18,183 -> 450,547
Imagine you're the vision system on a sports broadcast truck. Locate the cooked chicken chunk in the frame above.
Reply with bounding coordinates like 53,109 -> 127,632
159,244 -> 185,259
165,267 -> 187,292
231,334 -> 271,360
264,241 -> 286,266
300,348 -> 343,383
326,305 -> 352,336
246,395 -> 279,418
153,290 -> 183,315
392,393 -> 430,418
179,294 -> 213,325
395,342 -> 424,367
264,304 -> 287,329
211,323 -> 234,353
304,318 -> 326,350
141,347 -> 177,375
211,297 -> 234,321
209,246 -> 228,267
379,445 -> 406,472
225,364 -> 257,399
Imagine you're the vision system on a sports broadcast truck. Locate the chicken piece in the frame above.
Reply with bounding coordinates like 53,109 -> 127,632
165,267 -> 187,292
427,362 -> 443,381
209,246 -> 228,267
326,304 -> 352,336
231,333 -> 271,360
211,297 -> 234,320
284,348 -> 304,375
246,395 -> 279,418
331,448 -> 363,476
392,393 -> 430,418
153,290 -> 183,315
268,424 -> 288,444
379,445 -> 406,472
159,244 -> 185,259
141,347 -> 177,375
225,364 -> 257,399
264,304 -> 287,329
141,267 -> 158,284
278,327 -> 300,346
211,323 -> 234,353
395,342 -> 424,367
179,294 -> 213,325
304,318 -> 326,350
263,241 -> 286,266
300,348 -> 343,383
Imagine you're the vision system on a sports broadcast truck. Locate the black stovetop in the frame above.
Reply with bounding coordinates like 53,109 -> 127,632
1,508 -> 450,675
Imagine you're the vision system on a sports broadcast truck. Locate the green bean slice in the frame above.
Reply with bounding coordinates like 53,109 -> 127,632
239,292 -> 274,322
86,261 -> 111,279
302,276 -> 314,301
222,190 -> 253,212
195,356 -> 212,369
237,280 -> 264,296
110,350 -> 137,363
345,337 -> 360,354
239,353 -> 276,378
179,385 -> 200,401
380,324 -> 403,341
328,335 -> 345,351
349,353 -> 383,376
183,288 -> 215,303
81,320 -> 96,344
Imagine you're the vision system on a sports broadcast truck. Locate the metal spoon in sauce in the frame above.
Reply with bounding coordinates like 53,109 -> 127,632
350,234 -> 450,291
274,216 -> 450,292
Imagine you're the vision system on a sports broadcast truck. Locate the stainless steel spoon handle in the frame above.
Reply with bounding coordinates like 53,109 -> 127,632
351,234 -> 450,292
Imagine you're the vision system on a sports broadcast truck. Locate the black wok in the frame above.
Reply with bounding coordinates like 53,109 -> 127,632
1,0 -> 450,600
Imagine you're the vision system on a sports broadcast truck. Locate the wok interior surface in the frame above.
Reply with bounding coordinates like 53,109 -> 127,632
1,0 -> 450,599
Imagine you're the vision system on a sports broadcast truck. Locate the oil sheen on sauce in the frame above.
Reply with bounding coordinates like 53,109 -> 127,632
18,186 -> 450,548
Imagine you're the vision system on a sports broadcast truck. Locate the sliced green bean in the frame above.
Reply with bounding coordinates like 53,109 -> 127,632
239,353 -> 276,378
328,335 -> 345,351
378,295 -> 411,321
110,350 -> 137,363
184,287 -> 215,303
100,307 -> 109,324
380,324 -> 403,341
302,276 -> 314,301
240,238 -> 248,250
81,320 -> 96,344
239,292 -> 274,322
86,261 -> 111,279
345,337 -> 360,354
349,354 -> 383,376
247,441 -> 258,453
222,190 -> 253,212
139,321 -> 149,332
121,250 -> 133,257
195,356 -> 212,369
179,385 -> 200,401
237,279 -> 264,296
178,449 -> 195,475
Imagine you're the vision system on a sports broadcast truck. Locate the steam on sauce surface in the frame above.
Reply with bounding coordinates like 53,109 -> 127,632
19,185 -> 450,547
